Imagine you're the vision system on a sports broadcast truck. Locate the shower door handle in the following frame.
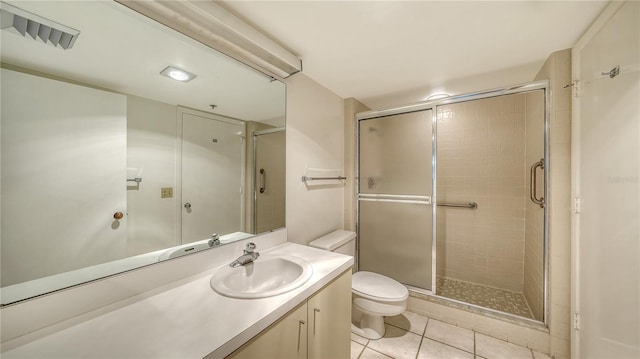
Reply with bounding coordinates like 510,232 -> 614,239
530,159 -> 544,208
259,168 -> 266,193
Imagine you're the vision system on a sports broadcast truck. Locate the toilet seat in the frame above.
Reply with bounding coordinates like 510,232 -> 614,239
352,271 -> 408,302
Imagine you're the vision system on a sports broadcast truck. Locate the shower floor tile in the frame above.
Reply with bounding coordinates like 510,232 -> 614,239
436,277 -> 534,319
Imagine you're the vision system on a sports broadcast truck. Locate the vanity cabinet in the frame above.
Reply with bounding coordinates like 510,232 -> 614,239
228,301 -> 308,359
228,269 -> 351,359
307,269 -> 352,359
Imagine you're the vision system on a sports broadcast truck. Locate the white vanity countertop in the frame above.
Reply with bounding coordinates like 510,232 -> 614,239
2,243 -> 353,358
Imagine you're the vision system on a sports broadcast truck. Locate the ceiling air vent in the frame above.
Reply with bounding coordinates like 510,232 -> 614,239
0,1 -> 79,50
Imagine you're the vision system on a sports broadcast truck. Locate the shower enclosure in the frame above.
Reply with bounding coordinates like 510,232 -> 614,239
356,81 -> 548,324
252,128 -> 286,234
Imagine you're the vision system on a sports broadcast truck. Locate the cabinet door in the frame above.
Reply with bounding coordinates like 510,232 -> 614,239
308,270 -> 352,359
228,301 -> 308,359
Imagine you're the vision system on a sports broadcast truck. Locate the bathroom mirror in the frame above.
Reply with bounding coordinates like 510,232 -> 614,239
0,1 -> 286,305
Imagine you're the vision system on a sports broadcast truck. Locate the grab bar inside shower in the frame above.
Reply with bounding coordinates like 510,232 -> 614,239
259,168 -> 266,193
530,158 -> 545,208
437,202 -> 478,209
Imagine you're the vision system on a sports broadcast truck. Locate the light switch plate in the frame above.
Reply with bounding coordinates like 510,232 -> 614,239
161,187 -> 173,198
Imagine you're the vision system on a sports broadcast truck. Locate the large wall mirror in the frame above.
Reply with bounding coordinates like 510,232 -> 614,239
0,1 -> 286,305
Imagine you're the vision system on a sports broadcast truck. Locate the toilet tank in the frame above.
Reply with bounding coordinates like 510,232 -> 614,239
308,230 -> 356,256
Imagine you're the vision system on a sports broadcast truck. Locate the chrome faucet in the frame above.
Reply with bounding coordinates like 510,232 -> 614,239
208,233 -> 221,247
229,242 -> 260,268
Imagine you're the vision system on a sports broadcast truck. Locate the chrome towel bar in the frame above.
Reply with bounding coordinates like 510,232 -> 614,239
301,176 -> 347,182
437,202 -> 478,209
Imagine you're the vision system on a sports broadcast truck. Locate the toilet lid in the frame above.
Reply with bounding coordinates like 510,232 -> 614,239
352,271 -> 408,302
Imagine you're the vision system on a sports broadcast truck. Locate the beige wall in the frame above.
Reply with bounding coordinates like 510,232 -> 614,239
436,94 -> 527,292
284,74 -> 345,244
535,49 -> 573,359
343,98 -> 370,231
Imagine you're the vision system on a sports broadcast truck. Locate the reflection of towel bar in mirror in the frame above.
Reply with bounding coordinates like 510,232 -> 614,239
301,176 -> 347,182
127,177 -> 143,183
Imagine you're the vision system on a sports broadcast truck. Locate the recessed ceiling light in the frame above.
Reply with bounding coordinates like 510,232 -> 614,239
160,66 -> 197,82
426,93 -> 450,101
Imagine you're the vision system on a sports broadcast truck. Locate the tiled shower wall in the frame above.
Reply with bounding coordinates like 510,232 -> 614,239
436,94 -> 527,292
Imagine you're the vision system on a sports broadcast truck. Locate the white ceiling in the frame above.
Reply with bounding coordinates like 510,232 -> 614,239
220,1 -> 608,109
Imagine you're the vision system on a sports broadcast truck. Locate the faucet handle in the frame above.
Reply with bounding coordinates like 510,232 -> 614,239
245,242 -> 256,253
208,233 -> 221,247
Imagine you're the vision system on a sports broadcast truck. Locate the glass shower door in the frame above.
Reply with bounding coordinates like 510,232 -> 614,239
358,110 -> 434,290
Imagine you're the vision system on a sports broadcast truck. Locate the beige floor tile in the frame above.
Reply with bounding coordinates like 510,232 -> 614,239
417,338 -> 475,359
532,350 -> 553,359
359,348 -> 393,359
476,333 -> 533,359
352,332 -> 369,346
424,319 -> 474,353
385,310 -> 429,335
351,341 -> 365,359
366,324 -> 422,359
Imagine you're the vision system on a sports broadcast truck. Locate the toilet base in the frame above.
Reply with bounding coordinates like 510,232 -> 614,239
351,302 -> 388,340
351,313 -> 386,340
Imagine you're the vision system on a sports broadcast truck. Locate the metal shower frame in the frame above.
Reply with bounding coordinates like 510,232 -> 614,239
354,80 -> 550,327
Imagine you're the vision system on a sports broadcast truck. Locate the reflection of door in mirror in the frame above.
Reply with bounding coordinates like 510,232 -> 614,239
181,109 -> 245,244
1,69 -> 127,287
253,129 -> 286,234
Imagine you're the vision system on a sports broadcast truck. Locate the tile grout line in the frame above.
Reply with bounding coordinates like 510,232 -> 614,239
367,346 -> 394,358
421,334 -> 476,356
413,316 -> 480,357
414,336 -> 425,359
355,339 -> 364,359
474,330 -> 477,358
366,314 -> 537,359
386,316 -> 478,357
354,332 -> 393,359
423,317 -> 429,337
425,318 -> 477,356
413,317 -> 429,359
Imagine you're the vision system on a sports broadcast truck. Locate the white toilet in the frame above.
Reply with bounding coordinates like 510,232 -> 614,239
309,230 -> 409,340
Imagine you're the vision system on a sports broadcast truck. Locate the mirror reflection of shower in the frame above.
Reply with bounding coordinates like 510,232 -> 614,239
252,127 -> 286,234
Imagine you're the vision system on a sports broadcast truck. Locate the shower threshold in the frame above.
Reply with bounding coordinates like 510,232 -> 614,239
436,276 -> 535,320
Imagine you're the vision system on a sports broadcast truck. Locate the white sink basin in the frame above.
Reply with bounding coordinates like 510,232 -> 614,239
210,255 -> 313,299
